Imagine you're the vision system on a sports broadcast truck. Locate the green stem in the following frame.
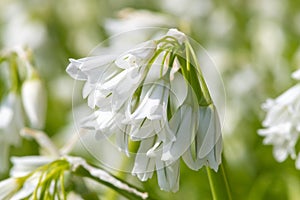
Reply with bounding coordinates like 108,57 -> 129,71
206,166 -> 218,200
206,161 -> 233,200
221,162 -> 233,200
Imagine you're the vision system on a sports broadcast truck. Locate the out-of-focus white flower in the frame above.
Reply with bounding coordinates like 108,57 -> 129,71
160,0 -> 212,20
259,71 -> 300,165
21,78 -> 47,129
67,29 -> 223,192
0,92 -> 23,172
104,9 -> 175,51
1,3 -> 46,48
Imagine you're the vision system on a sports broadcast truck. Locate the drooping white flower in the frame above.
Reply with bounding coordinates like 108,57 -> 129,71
183,105 -> 222,171
156,159 -> 180,192
21,78 -> 47,129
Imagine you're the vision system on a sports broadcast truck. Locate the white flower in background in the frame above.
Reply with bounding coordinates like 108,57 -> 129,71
0,92 -> 23,172
1,3 -> 46,48
67,28 -> 223,192
259,70 -> 300,166
21,78 -> 47,129
104,9 -> 175,51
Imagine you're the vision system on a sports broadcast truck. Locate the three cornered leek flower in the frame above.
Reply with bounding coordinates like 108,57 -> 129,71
67,28 -> 223,192
259,69 -> 300,168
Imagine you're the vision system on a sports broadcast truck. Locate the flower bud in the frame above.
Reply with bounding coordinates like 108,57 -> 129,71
21,78 -> 47,129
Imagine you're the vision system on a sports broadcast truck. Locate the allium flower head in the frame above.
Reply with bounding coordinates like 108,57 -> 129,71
67,28 -> 223,192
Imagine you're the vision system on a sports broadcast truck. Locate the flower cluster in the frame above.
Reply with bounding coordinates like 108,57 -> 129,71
0,47 -> 47,172
259,69 -> 300,168
67,29 -> 222,192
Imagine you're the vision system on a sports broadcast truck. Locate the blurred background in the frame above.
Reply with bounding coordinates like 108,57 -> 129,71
1,0 -> 300,199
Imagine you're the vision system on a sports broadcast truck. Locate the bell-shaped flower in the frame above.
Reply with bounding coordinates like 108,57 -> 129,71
161,85 -> 198,163
182,105 -> 222,171
21,78 -> 47,129
156,159 -> 180,192
161,104 -> 198,163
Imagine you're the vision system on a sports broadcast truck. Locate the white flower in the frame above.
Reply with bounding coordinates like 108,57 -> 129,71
182,105 -> 222,171
66,55 -> 116,108
156,159 -> 180,192
161,104 -> 198,162
258,123 -> 298,162
259,74 -> 300,165
67,28 -> 223,192
21,78 -> 47,129
67,40 -> 157,110
0,92 -> 23,172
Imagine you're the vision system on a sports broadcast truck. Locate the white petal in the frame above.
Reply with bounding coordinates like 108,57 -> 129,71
162,105 -> 196,162
273,146 -> 288,162
66,59 -> 87,81
170,72 -> 188,110
116,126 -> 130,156
197,105 -> 222,159
78,55 -> 115,72
143,52 -> 168,84
165,29 -> 186,44
132,137 -> 156,181
127,40 -> 157,61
